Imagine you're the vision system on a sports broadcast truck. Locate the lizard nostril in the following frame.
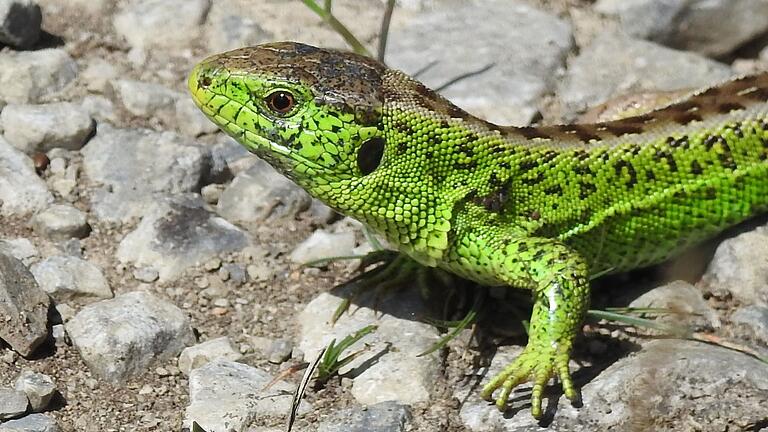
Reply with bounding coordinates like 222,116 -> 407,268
199,74 -> 212,88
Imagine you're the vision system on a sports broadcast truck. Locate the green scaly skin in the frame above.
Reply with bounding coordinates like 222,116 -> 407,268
188,42 -> 768,418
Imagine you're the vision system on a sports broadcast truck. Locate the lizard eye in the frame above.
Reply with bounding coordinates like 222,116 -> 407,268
264,90 -> 296,115
357,137 -> 385,175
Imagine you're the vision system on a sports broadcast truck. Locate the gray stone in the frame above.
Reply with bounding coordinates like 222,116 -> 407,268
701,228 -> 768,306
628,280 -> 720,329
66,291 -> 195,384
0,49 -> 77,105
0,137 -> 53,216
596,0 -> 768,58
132,267 -> 159,283
731,305 -> 768,345
217,158 -> 312,225
79,95 -> 117,124
0,238 -> 37,265
0,388 -> 28,420
177,337 -> 243,375
109,79 -> 182,118
0,0 -> 41,48
79,59 -> 119,93
317,401 -> 412,432
206,135 -> 250,184
386,0 -> 573,125
30,204 -> 90,241
558,33 -> 732,117
82,125 -> 210,223
298,290 -> 441,405
289,229 -> 356,265
174,97 -> 219,137
458,340 -> 768,430
0,103 -> 94,154
116,194 -> 250,281
31,255 -> 112,302
14,371 -> 56,412
113,0 -> 210,51
204,10 -> 271,53
184,359 -> 310,432
0,253 -> 50,357
0,413 -> 60,432
267,338 -> 292,364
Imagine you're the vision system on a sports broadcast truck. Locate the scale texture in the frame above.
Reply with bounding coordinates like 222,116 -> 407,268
188,42 -> 768,418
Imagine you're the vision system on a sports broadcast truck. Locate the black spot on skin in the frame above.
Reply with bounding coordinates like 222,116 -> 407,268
646,170 -> 656,181
654,150 -> 678,172
717,102 -> 746,113
545,185 -> 563,195
358,137 -> 386,175
704,135 -> 719,150
517,126 -> 552,140
690,160 -> 703,175
614,160 -> 637,187
522,172 -> 544,186
603,122 -> 644,136
579,181 -> 597,199
673,112 -> 703,125
557,124 -> 600,142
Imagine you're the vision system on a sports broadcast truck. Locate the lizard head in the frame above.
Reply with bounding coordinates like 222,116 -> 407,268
188,42 -> 388,187
189,42 -> 458,263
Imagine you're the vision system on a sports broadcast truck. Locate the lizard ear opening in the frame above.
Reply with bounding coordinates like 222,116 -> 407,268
357,137 -> 385,175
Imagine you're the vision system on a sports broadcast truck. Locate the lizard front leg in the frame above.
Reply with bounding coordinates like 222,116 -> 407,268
449,230 -> 590,418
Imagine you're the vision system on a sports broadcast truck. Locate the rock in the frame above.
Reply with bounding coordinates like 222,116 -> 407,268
79,59 -> 119,93
0,137 -> 53,216
0,413 -> 59,432
206,135 -> 250,184
174,97 -> 219,137
386,0 -> 573,125
66,291 -> 195,383
31,255 -> 112,302
29,204 -> 90,241
113,0 -> 211,51
0,238 -> 38,265
596,0 -> 768,58
80,95 -> 117,124
731,306 -> 768,345
132,267 -> 159,283
116,194 -> 249,281
184,359 -> 310,432
267,338 -> 292,364
217,158 -> 312,225
701,228 -> 768,306
628,280 -> 720,329
0,103 -> 94,154
298,289 -> 441,406
558,33 -> 732,117
14,371 -> 56,412
0,0 -> 42,48
317,401 -> 412,432
109,79 -> 182,118
81,125 -> 210,223
0,48 -> 78,105
458,340 -> 768,430
178,337 -> 242,375
289,229 -> 357,265
204,9 -> 271,53
0,388 -> 28,420
0,253 -> 50,357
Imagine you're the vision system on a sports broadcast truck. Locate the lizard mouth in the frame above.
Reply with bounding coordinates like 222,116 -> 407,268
188,63 -> 324,172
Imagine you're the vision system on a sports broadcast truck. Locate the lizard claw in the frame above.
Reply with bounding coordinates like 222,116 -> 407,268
480,344 -> 578,419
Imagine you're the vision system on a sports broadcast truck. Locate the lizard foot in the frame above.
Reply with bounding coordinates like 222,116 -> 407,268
479,343 -> 578,419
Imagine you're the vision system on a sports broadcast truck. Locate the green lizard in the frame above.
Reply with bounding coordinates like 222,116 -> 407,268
188,42 -> 768,418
